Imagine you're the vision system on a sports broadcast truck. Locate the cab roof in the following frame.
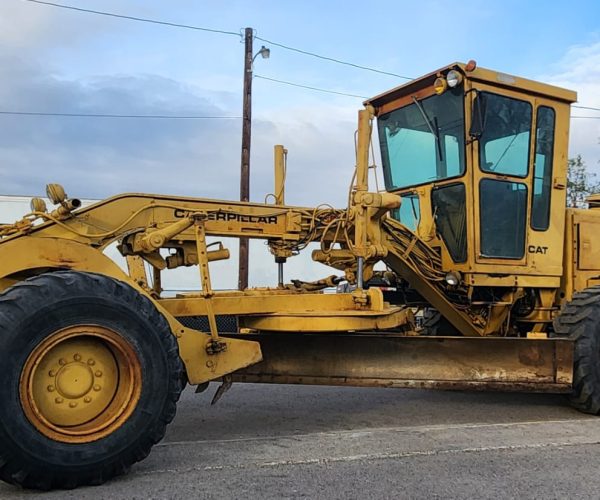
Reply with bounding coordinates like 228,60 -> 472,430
365,62 -> 578,108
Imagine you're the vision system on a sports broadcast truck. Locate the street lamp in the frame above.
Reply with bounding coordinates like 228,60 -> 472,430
253,45 -> 270,65
238,28 -> 269,291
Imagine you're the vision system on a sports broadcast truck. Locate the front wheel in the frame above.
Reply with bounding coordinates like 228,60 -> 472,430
0,271 -> 184,489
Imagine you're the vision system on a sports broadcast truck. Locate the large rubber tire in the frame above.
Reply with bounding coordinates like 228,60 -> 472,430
421,308 -> 461,336
0,271 -> 185,489
553,286 -> 600,414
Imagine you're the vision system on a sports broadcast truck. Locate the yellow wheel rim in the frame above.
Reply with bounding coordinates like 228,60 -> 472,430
20,325 -> 142,443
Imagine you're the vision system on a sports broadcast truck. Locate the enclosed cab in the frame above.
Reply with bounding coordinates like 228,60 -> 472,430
367,62 -> 587,333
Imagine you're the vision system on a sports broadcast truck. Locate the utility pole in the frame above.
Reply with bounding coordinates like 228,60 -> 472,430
238,28 -> 269,290
238,27 -> 253,291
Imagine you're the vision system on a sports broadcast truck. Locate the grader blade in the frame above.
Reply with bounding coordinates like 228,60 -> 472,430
227,333 -> 574,393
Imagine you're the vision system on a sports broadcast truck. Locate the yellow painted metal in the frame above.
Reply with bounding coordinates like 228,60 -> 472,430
368,61 -> 577,112
527,332 -> 548,339
162,287 -> 387,317
241,303 -> 414,332
574,215 -> 600,270
464,274 -> 561,288
20,325 -> 141,443
273,145 -> 286,205
126,255 -> 150,291
194,220 -> 220,342
560,208 -> 600,303
350,106 -> 402,264
139,217 -> 195,253
352,107 -> 372,265
355,106 -> 373,192
0,237 -> 262,385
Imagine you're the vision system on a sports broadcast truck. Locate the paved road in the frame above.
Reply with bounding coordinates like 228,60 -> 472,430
2,384 -> 600,499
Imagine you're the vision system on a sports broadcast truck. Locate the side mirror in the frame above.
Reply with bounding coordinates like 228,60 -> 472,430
469,92 -> 486,140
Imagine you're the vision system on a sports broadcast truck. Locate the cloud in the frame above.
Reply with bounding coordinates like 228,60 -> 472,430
252,104 -> 359,208
0,2 -> 61,49
0,52 -> 361,210
0,50 -> 250,199
0,41 -> 360,287
540,40 -> 600,171
0,1 -> 115,51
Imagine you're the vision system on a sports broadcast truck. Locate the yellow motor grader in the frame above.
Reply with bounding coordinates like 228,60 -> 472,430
0,61 -> 597,489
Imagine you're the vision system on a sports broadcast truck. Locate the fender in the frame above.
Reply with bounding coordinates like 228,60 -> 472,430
0,236 -> 262,384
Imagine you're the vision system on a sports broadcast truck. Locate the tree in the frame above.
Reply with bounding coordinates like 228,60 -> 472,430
567,155 -> 600,208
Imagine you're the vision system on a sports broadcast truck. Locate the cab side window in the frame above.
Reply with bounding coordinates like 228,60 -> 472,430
531,107 -> 555,230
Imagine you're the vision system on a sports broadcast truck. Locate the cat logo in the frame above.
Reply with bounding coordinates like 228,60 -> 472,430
528,245 -> 548,255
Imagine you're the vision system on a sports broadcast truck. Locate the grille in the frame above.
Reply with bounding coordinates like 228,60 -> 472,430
176,315 -> 238,333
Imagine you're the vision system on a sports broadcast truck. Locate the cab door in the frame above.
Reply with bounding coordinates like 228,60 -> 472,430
470,86 -> 533,267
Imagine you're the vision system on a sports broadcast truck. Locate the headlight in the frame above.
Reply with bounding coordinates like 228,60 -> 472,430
30,197 -> 47,213
445,271 -> 462,286
46,183 -> 67,204
446,70 -> 463,88
433,77 -> 448,95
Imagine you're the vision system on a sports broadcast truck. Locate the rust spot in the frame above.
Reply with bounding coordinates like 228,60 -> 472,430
518,346 -> 544,366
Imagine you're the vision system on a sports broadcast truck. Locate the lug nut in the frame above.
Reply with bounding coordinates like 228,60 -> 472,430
87,359 -> 95,366
74,353 -> 81,361
95,370 -> 102,377
55,397 -> 63,404
58,358 -> 67,366
93,385 -> 101,392
48,370 -> 56,377
47,385 -> 55,392
69,402 -> 77,408
84,397 -> 92,403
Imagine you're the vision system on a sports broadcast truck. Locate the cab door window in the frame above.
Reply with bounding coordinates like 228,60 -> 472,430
480,179 -> 527,259
474,92 -> 532,177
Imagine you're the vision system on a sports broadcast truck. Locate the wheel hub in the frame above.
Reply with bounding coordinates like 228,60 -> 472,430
34,338 -> 117,427
55,362 -> 94,399
20,325 -> 141,443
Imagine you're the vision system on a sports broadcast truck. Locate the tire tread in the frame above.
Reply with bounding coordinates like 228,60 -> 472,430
553,287 -> 600,415
0,271 -> 184,490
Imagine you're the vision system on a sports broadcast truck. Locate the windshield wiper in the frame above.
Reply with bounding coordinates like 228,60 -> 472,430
411,96 -> 444,162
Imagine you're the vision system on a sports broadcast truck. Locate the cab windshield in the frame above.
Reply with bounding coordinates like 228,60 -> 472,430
378,87 -> 465,190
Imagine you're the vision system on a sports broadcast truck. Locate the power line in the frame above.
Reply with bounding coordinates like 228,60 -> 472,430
0,110 -> 241,119
259,77 -> 600,114
254,36 -> 412,80
24,0 -> 411,80
23,0 -> 240,37
573,105 -> 600,112
255,75 -> 367,99
15,1 -> 600,110
2,109 -> 599,121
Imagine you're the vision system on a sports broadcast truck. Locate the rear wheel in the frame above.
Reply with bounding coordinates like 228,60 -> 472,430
0,271 -> 184,489
553,286 -> 600,414
421,308 -> 461,336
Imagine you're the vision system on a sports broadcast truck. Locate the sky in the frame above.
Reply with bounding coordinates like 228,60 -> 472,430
0,0 -> 599,288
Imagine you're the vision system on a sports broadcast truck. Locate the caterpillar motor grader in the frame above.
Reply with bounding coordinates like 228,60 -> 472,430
0,60 -> 597,489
